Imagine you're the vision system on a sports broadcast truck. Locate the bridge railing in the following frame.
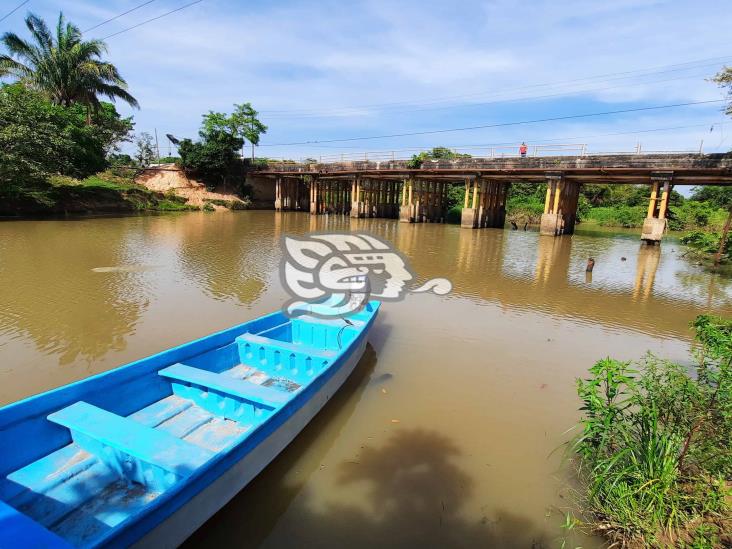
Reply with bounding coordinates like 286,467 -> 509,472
259,142 -> 703,164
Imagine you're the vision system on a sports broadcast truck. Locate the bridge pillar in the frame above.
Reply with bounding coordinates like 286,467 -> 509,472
641,172 -> 672,245
461,177 -> 480,228
350,177 -> 363,218
400,177 -> 415,222
274,176 -> 283,211
309,178 -> 319,215
539,173 -> 580,236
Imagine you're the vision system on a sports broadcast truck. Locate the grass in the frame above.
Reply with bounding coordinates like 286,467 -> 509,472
2,170 -> 197,214
572,315 -> 732,547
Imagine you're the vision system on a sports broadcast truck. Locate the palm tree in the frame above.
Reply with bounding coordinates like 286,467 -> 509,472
0,12 -> 139,113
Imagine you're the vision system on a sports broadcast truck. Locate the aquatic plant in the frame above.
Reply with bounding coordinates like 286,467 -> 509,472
574,315 -> 732,547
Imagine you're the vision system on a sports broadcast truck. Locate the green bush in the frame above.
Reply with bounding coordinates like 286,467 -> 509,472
506,195 -> 545,224
446,206 -> 462,224
0,83 -> 132,197
585,205 -> 646,228
574,315 -> 732,546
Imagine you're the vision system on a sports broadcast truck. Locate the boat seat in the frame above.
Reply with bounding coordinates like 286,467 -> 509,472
238,332 -> 336,358
159,364 -> 290,408
48,402 -> 214,492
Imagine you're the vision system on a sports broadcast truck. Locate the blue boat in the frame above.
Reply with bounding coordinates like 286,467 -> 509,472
0,302 -> 380,548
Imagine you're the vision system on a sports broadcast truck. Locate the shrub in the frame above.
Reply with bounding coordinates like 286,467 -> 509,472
586,205 -> 646,228
446,206 -> 462,224
574,315 -> 732,546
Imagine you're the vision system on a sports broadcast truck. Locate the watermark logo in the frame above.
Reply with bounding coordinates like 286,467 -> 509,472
281,232 -> 452,318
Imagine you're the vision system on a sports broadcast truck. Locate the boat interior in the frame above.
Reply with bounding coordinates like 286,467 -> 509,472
0,308 -> 373,548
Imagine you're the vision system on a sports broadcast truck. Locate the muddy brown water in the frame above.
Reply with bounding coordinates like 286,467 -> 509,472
1,211 -> 731,548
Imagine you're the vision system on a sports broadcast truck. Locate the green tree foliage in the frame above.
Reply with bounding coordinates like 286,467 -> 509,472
505,181 -> 546,224
179,104 -> 267,187
691,186 -> 732,210
407,147 -> 471,168
681,230 -> 727,259
0,13 -> 138,113
574,315 -> 732,546
0,83 -> 132,195
713,66 -> 732,116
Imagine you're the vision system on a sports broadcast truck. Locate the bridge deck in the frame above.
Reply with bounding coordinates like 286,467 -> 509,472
256,153 -> 732,185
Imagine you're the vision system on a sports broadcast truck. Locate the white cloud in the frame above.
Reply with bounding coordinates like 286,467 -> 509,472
12,0 -> 732,157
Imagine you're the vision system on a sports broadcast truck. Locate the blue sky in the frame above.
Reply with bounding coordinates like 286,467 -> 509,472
2,0 -> 732,159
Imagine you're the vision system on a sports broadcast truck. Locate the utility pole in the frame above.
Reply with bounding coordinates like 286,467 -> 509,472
251,120 -> 255,161
154,128 -> 161,164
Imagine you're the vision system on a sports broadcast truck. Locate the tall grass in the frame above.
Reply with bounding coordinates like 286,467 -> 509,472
574,315 -> 732,547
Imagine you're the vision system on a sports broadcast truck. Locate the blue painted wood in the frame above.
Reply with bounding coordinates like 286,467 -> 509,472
0,500 -> 72,548
159,364 -> 290,407
0,302 -> 380,549
48,402 -> 214,491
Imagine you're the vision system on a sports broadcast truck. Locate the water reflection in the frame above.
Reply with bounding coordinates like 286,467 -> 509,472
633,245 -> 661,302
174,213 -> 275,304
0,220 -> 149,365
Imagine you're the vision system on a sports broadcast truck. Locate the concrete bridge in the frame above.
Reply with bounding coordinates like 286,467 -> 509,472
254,153 -> 732,243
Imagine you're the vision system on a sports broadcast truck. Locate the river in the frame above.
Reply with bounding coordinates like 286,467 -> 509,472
1,211 -> 730,548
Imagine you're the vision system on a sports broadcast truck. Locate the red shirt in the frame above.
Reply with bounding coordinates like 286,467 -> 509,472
519,145 -> 528,154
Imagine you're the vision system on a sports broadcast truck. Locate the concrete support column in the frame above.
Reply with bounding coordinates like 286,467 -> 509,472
641,172 -> 673,244
274,177 -> 282,211
400,177 -> 414,222
461,177 -> 480,228
350,177 -> 362,218
540,173 -> 579,236
309,178 -> 318,215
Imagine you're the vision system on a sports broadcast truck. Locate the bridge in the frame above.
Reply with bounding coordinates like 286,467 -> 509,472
253,153 -> 732,243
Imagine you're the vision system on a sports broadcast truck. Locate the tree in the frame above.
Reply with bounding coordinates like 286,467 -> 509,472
710,67 -> 732,265
134,133 -> 157,167
0,12 -> 139,114
407,147 -> 471,168
713,66 -> 732,116
200,103 -> 267,154
0,84 -> 116,194
179,103 -> 267,187
178,133 -> 243,188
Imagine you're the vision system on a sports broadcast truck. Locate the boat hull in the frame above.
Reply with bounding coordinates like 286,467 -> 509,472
132,337 -> 367,548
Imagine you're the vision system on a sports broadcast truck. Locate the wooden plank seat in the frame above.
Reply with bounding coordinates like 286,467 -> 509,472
47,402 -> 214,492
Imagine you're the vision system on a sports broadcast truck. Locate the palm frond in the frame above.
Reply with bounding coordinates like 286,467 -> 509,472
25,14 -> 53,55
2,12 -> 138,110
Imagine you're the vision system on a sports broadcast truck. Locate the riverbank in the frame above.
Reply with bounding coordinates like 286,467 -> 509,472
0,169 -> 250,217
573,315 -> 732,547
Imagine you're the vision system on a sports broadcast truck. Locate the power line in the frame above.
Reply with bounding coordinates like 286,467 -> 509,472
0,0 -> 29,24
263,68 -> 724,120
83,0 -> 158,33
259,54 -> 732,116
296,121 -> 729,151
100,0 -> 203,40
259,99 -> 726,147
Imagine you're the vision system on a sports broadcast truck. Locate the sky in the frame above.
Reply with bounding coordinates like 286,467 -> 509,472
2,0 -> 732,160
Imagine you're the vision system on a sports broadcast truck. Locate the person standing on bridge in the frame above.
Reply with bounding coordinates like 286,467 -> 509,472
519,142 -> 528,158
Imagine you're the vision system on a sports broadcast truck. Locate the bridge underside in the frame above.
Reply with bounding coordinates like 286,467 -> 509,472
264,159 -> 732,243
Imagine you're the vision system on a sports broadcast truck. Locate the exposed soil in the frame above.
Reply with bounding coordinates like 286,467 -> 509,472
135,165 -> 247,209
